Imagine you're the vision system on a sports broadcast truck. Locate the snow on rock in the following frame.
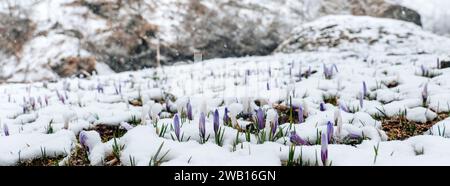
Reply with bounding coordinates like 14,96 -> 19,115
275,15 -> 450,55
394,0 -> 450,37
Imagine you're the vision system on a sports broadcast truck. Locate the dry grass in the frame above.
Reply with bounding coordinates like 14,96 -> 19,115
382,113 -> 449,140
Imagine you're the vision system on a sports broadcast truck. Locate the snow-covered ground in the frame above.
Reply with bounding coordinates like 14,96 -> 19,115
1,2 -> 450,166
1,48 -> 450,165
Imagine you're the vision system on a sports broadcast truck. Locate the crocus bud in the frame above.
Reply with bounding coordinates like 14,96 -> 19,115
3,124 -> 9,136
173,114 -> 181,140
213,109 -> 220,134
334,108 -> 343,138
186,100 -> 193,121
290,131 -> 308,146
327,121 -> 334,143
256,108 -> 265,130
298,106 -> 304,123
199,112 -> 206,139
321,132 -> 328,166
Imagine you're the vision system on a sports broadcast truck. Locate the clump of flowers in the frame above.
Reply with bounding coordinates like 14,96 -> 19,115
323,64 -> 338,79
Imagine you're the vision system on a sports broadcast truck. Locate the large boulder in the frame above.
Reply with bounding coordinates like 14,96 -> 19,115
0,12 -> 36,58
318,0 -> 422,26
275,15 -> 450,55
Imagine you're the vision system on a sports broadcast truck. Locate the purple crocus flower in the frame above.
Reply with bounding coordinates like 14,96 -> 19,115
30,97 -> 36,110
332,64 -> 339,73
213,109 -> 220,134
256,108 -> 265,130
199,112 -> 206,139
290,132 -> 308,146
186,100 -> 193,121
244,69 -> 251,85
323,64 -> 334,79
327,121 -> 334,143
79,131 -> 89,151
363,81 -> 368,98
120,122 -> 134,131
420,65 -> 427,76
114,83 -> 120,95
347,133 -> 363,139
97,83 -> 104,94
44,95 -> 49,106
359,92 -> 364,109
268,67 -> 272,77
422,83 -> 428,104
272,113 -> 279,135
3,124 -> 9,136
298,106 -> 304,123
37,97 -> 42,108
321,131 -> 328,166
320,103 -> 326,112
223,107 -> 229,124
173,114 -> 181,140
22,104 -> 28,114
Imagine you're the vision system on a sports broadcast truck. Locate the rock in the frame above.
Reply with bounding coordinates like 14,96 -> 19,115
87,14 -> 159,72
274,15 -> 450,55
381,5 -> 422,27
52,56 -> 96,78
0,12 -> 36,58
439,56 -> 450,69
319,0 -> 422,26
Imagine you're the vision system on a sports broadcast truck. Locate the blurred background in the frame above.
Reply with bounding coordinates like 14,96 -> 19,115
0,0 -> 449,83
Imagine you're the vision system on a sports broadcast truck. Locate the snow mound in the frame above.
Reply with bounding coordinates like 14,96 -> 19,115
275,15 -> 450,55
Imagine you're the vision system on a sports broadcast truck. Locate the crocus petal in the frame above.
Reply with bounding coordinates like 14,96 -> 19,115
120,122 -> 134,131
79,131 -> 88,150
320,103 -> 326,112
272,113 -> 279,135
199,112 -> 206,138
321,131 -> 328,165
3,124 -> 9,136
422,84 -> 428,101
173,114 -> 180,140
298,106 -> 304,123
213,109 -> 220,134
186,100 -> 193,121
223,107 -> 229,124
256,108 -> 265,130
363,81 -> 367,97
327,121 -> 334,143
359,92 -> 364,109
290,131 -> 308,146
